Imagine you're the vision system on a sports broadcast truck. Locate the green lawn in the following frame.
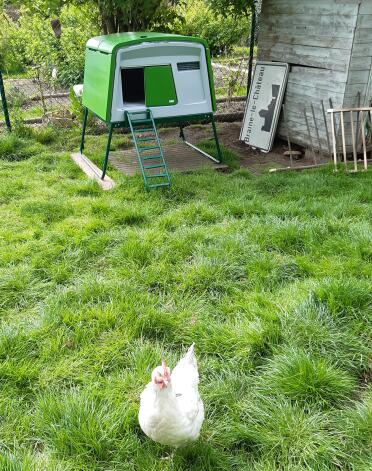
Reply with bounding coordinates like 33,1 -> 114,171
0,129 -> 371,470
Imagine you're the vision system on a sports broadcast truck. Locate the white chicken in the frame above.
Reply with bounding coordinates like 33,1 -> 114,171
138,344 -> 204,447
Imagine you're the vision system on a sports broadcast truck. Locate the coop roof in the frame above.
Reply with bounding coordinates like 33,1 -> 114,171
86,32 -> 209,54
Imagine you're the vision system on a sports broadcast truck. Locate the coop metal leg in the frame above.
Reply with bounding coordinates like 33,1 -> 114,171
179,125 -> 186,141
211,115 -> 222,163
101,123 -> 113,180
80,107 -> 88,154
0,70 -> 11,132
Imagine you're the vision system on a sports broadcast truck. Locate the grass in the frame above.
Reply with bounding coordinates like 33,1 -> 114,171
0,126 -> 371,470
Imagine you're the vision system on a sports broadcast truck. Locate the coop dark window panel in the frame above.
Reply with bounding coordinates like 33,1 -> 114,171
177,61 -> 200,71
121,68 -> 145,104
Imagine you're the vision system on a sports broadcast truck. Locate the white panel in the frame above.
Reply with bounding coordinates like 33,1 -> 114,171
110,42 -> 213,122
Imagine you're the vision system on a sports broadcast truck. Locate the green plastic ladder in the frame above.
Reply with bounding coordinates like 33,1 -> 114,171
126,109 -> 171,190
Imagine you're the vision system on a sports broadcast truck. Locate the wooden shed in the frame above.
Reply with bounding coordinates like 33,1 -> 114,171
257,0 -> 372,149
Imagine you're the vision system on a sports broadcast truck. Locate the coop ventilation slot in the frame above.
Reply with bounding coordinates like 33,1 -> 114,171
121,68 -> 145,104
177,61 -> 200,71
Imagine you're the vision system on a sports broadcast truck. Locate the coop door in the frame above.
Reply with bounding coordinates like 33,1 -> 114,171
145,65 -> 178,107
121,68 -> 145,105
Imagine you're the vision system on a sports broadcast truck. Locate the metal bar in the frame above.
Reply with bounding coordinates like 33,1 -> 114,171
355,91 -> 361,152
350,110 -> 358,172
282,104 -> 293,167
184,140 -> 220,163
0,70 -> 11,132
247,4 -> 256,95
211,115 -> 222,163
304,108 -> 317,164
340,111 -> 347,169
321,100 -> 331,155
360,111 -> 368,171
179,125 -> 186,141
80,107 -> 88,154
101,123 -> 113,180
311,103 -> 322,153
330,111 -> 338,172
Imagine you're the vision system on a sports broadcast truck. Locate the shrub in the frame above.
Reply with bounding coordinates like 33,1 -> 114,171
175,0 -> 250,55
2,5 -> 99,87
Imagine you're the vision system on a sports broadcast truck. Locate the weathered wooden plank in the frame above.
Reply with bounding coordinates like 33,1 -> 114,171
349,56 -> 372,70
349,43 -> 372,57
284,93 -> 344,112
288,67 -> 347,94
71,153 -> 116,190
354,28 -> 372,42
359,2 -> 372,15
347,69 -> 371,84
285,82 -> 345,100
262,3 -> 358,16
259,43 -> 350,71
261,14 -> 358,30
357,14 -> 372,28
259,35 -> 352,51
259,23 -> 355,39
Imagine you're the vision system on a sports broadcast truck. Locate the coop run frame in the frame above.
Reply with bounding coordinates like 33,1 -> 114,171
79,32 -> 222,189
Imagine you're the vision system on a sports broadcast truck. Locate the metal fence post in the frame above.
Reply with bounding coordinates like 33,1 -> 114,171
0,70 -> 12,132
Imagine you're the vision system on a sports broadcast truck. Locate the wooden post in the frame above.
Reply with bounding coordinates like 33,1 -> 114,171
360,111 -> 368,171
350,110 -> 358,172
340,111 -> 347,169
330,111 -> 338,172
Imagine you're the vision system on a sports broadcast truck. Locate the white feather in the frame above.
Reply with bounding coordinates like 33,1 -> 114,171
138,344 -> 204,447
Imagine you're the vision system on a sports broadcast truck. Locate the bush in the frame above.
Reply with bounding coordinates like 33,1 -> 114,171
175,0 -> 250,55
1,5 -> 99,87
0,14 -> 27,74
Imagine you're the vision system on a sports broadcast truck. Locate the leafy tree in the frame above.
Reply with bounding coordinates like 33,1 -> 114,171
5,0 -> 183,34
207,0 -> 254,17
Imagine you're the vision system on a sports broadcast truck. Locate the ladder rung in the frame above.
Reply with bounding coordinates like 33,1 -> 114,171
128,110 -> 149,115
148,182 -> 171,188
143,164 -> 165,170
141,154 -> 163,160
131,118 -> 152,124
139,145 -> 160,152
134,128 -> 153,133
146,173 -> 168,178
137,136 -> 156,142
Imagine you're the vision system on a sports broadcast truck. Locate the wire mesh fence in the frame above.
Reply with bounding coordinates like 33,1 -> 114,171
1,63 -> 248,136
1,65 -> 71,127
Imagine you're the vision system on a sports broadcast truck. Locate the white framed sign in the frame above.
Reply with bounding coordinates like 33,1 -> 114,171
240,61 -> 289,152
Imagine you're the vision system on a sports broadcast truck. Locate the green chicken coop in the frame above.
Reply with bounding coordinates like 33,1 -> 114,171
80,32 -> 222,189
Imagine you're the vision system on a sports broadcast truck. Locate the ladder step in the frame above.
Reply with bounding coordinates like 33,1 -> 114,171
139,145 -> 160,152
141,154 -> 163,160
131,118 -> 152,124
134,128 -> 153,133
146,173 -> 168,178
137,136 -> 156,142
143,164 -> 165,170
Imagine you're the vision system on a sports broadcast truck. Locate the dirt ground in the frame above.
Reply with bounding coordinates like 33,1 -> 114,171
158,121 -> 330,175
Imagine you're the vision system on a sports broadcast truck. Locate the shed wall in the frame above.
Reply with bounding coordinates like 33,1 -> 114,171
344,1 -> 372,108
257,0 -> 363,149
